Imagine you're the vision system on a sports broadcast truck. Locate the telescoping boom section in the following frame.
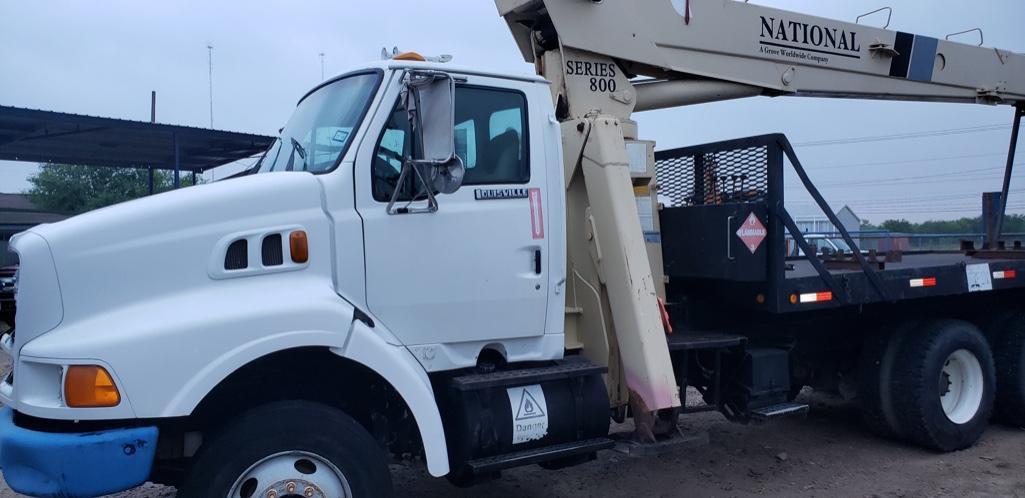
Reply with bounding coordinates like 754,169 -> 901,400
495,0 -> 1024,426
499,0 -> 1025,108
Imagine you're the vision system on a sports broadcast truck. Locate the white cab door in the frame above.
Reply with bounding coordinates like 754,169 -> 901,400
355,74 -> 550,347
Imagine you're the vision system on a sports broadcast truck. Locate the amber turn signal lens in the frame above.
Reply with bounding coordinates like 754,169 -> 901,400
290,230 -> 309,263
64,365 -> 120,408
392,51 -> 426,61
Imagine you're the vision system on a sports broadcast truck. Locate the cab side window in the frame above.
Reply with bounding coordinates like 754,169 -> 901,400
372,85 -> 529,202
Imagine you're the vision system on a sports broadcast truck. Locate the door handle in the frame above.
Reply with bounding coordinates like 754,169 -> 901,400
534,249 -> 542,275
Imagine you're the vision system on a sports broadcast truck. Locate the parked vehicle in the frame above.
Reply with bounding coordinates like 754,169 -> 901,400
0,265 -> 15,330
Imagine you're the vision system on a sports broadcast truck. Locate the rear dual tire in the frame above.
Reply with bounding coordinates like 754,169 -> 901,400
990,313 -> 1025,427
858,320 -> 916,439
861,319 -> 995,452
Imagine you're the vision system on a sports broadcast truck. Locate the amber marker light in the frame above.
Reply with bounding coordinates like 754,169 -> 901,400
290,230 -> 309,263
392,51 -> 426,61
64,365 -> 120,408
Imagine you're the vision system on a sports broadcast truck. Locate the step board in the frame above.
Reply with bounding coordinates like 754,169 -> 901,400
451,359 -> 606,391
666,331 -> 747,351
750,402 -> 809,421
465,437 -> 614,474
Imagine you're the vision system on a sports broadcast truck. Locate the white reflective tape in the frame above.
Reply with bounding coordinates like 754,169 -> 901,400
799,291 -> 832,303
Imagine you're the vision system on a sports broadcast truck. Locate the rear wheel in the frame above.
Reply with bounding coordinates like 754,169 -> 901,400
991,313 -> 1025,426
858,320 -> 916,439
891,320 -> 995,452
177,401 -> 392,498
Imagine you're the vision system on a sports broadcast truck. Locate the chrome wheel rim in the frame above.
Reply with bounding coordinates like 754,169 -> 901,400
228,450 -> 351,498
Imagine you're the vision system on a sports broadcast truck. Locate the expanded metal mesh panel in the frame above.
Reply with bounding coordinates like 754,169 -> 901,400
656,145 -> 769,207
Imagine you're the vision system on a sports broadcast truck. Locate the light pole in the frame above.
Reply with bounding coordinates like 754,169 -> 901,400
319,52 -> 325,81
207,44 -> 214,129
207,44 -> 215,181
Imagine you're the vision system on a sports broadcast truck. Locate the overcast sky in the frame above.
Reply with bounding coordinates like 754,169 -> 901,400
1,0 -> 1022,223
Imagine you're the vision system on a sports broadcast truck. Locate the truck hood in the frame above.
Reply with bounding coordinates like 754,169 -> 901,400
24,172 -> 330,339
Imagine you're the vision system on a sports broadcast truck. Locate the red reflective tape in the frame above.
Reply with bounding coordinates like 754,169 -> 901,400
910,277 -> 937,288
994,270 -> 1016,280
924,277 -> 937,287
799,291 -> 833,303
528,188 -> 544,240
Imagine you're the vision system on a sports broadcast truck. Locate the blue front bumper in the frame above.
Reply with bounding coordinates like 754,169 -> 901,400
0,407 -> 158,498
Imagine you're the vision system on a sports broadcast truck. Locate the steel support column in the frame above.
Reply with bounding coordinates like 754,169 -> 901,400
992,105 -> 1025,248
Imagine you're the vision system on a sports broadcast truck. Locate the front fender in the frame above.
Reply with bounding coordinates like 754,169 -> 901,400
336,321 -> 450,477
19,276 -> 353,420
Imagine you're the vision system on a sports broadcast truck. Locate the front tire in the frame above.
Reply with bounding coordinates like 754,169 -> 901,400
892,320 -> 995,452
177,401 -> 393,498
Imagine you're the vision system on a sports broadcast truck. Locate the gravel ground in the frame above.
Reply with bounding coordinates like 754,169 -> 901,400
1,390 -> 1023,497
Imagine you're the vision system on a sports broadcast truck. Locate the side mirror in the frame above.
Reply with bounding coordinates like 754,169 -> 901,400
387,70 -> 465,215
407,71 -> 455,164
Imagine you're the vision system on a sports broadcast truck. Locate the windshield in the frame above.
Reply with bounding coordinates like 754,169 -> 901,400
827,237 -> 853,252
256,72 -> 381,174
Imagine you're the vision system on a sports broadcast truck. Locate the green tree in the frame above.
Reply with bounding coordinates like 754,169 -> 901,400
27,163 -> 198,215
880,219 -> 914,233
877,215 -> 1025,234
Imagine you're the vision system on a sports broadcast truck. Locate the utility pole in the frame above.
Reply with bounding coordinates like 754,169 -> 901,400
319,52 -> 325,81
207,44 -> 214,129
149,91 -> 156,195
207,44 -> 216,182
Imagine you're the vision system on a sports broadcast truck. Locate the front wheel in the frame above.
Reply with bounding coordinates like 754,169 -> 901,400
178,401 -> 393,498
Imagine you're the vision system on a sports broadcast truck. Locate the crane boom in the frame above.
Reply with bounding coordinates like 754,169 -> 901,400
499,0 -> 1025,108
495,0 -> 1024,433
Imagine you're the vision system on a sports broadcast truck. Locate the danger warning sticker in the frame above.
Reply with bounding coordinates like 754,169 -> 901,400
506,384 -> 549,444
736,212 -> 767,254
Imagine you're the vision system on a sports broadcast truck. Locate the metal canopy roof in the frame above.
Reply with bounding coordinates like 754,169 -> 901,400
0,105 -> 275,173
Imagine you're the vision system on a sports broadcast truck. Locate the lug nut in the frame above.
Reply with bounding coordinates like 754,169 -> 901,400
267,491 -> 277,498
304,487 -> 315,497
286,482 -> 297,493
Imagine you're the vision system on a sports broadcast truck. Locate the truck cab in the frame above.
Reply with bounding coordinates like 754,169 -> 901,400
0,59 -> 580,497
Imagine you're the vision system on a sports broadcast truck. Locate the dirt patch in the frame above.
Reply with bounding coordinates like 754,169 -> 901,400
2,392 -> 1023,497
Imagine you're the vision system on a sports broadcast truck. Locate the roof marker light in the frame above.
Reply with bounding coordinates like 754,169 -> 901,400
393,51 -> 427,62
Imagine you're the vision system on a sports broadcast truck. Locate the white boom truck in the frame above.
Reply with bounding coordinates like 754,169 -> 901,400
2,1 -> 1024,496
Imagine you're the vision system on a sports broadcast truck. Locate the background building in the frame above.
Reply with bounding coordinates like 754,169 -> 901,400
0,193 -> 68,266
793,205 -> 862,234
